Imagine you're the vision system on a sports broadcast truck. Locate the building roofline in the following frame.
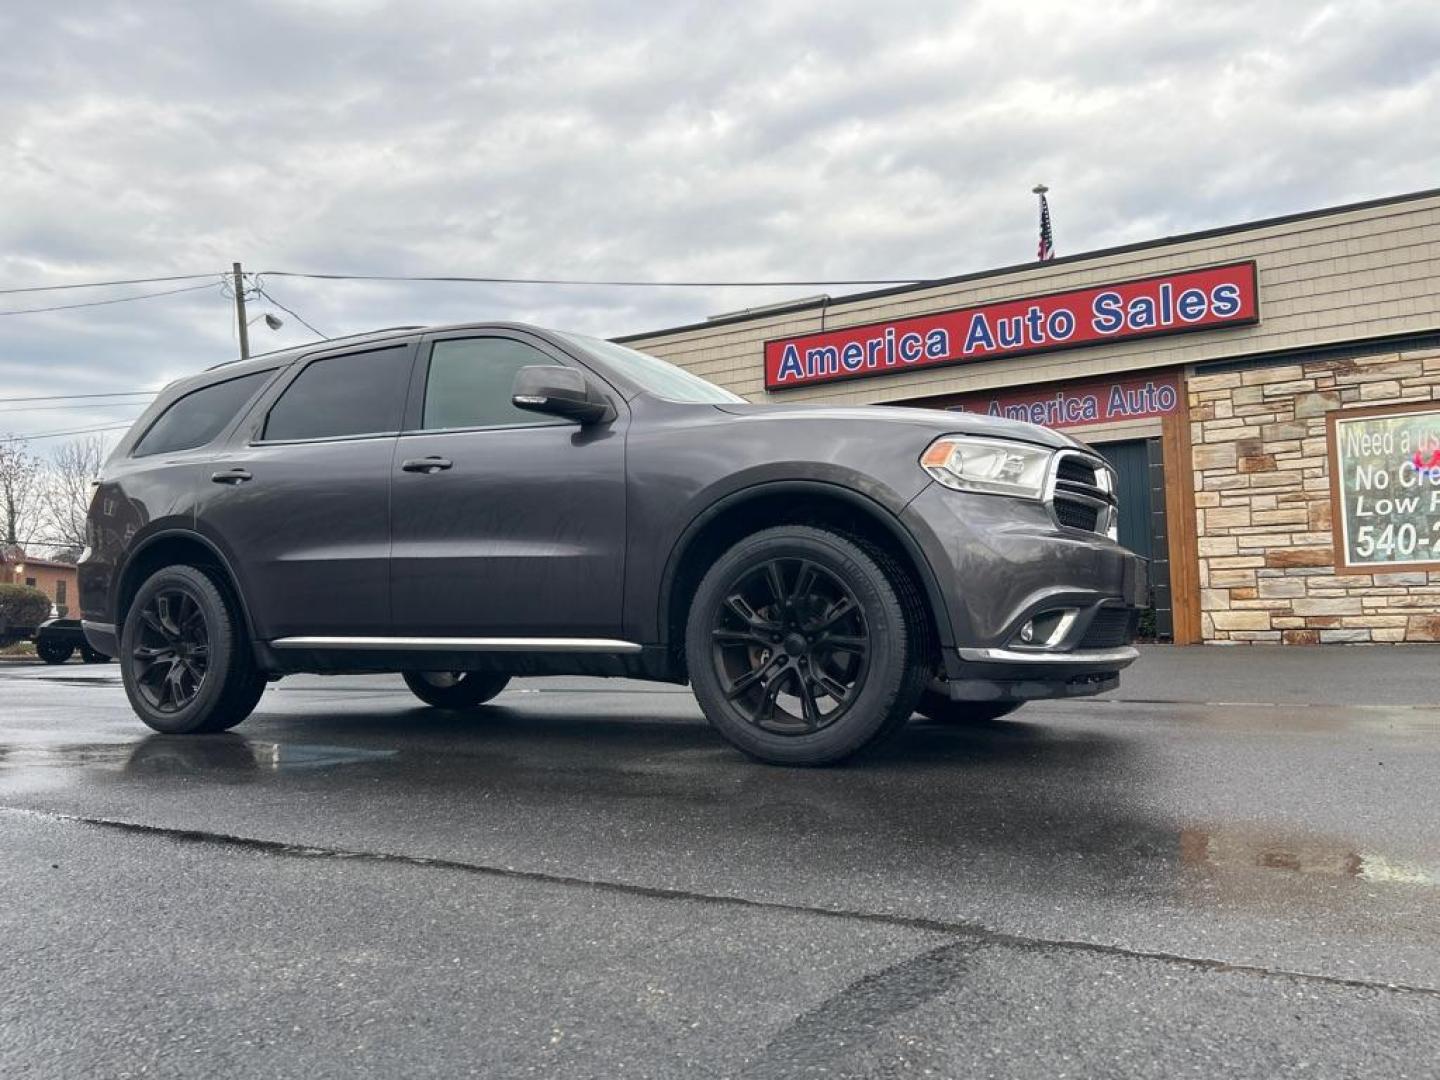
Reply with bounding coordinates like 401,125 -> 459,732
614,186 -> 1440,343
1,554 -> 77,570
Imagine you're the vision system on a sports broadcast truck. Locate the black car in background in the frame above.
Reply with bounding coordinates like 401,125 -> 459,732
79,324 -> 1145,765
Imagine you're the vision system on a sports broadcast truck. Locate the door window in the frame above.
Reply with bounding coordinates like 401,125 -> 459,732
263,346 -> 413,441
132,370 -> 273,457
421,338 -> 562,431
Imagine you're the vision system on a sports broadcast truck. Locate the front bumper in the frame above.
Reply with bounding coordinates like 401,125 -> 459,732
901,482 -> 1148,702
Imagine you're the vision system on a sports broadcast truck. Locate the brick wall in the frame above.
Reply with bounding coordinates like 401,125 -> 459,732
1189,349 -> 1440,643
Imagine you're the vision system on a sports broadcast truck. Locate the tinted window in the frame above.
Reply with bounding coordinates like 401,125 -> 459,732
264,346 -> 412,441
133,371 -> 272,457
422,338 -> 561,430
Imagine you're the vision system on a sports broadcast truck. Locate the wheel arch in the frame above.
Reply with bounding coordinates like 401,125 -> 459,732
114,530 -> 256,642
659,481 -> 953,670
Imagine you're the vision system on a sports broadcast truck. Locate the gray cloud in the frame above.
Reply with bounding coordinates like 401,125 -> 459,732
1,0 -> 1438,449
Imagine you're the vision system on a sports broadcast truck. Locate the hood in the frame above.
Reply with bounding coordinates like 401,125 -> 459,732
711,401 -> 1085,451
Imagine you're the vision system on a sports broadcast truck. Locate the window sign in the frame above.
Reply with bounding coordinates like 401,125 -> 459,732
1327,403 -> 1440,573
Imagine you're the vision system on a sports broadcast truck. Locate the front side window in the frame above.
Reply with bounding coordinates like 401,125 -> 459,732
132,370 -> 272,457
263,346 -> 413,441
420,338 -> 562,431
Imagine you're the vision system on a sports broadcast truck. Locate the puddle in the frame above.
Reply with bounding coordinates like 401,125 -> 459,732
0,736 -> 396,781
124,736 -> 397,775
1180,825 -> 1438,887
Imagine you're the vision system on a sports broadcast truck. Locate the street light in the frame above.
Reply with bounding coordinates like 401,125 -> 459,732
247,312 -> 284,331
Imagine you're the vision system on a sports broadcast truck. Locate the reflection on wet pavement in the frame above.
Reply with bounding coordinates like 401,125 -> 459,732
1181,826 -> 1438,887
3,673 -> 1439,983
125,735 -> 397,774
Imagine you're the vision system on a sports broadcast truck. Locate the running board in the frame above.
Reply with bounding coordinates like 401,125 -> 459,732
269,636 -> 644,653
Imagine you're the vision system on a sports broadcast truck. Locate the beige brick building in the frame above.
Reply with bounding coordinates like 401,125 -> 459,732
620,189 -> 1440,643
1189,350 -> 1440,643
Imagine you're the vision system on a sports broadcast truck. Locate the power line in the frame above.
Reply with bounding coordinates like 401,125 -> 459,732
1,267 -> 930,299
0,267 -> 928,298
4,539 -> 84,550
0,390 -> 155,403
0,272 -> 223,296
0,423 -> 133,443
0,400 -> 148,414
254,283 -> 326,339
0,281 -> 220,316
257,269 -> 923,288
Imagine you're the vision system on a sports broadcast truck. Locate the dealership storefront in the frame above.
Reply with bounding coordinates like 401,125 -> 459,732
620,189 -> 1440,643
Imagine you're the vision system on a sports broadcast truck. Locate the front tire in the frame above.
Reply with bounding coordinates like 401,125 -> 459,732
916,687 -> 1024,724
685,526 -> 928,766
403,670 -> 510,709
120,565 -> 264,734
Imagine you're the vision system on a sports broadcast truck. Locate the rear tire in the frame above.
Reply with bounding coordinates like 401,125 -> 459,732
79,645 -> 110,664
685,525 -> 928,766
37,640 -> 74,665
916,687 -> 1024,724
120,564 -> 264,735
402,670 -> 510,709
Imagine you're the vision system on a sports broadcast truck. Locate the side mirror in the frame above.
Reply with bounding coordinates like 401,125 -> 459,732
511,365 -> 614,425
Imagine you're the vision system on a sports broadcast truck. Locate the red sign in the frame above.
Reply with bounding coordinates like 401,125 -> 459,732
764,261 -> 1258,390
943,371 -> 1182,431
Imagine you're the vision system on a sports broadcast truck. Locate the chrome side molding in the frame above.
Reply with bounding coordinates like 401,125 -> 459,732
270,636 -> 644,653
958,645 -> 1139,667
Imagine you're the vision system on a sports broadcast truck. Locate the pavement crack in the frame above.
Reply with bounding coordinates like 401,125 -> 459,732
5,803 -> 1438,1002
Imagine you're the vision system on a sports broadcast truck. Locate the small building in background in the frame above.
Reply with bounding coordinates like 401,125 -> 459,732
0,549 -> 79,618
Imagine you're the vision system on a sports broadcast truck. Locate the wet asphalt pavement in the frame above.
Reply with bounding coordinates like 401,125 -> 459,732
1,646 -> 1438,1078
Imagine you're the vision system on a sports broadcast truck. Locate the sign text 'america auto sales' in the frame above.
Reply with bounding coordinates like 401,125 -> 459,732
764,262 -> 1259,390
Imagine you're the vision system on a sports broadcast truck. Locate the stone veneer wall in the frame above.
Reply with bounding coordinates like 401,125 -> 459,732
1188,348 -> 1440,643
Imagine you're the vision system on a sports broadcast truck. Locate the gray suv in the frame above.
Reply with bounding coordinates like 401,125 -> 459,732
79,323 -> 1145,765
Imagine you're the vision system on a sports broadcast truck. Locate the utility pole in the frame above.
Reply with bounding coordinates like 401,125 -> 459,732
232,261 -> 250,360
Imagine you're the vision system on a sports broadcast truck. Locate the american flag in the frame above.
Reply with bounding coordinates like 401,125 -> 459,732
1036,190 -> 1055,261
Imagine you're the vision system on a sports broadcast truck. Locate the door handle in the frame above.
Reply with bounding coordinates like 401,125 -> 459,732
210,468 -> 253,484
401,456 -> 453,474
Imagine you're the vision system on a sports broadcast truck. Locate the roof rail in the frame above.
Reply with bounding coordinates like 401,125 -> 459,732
206,325 -> 427,369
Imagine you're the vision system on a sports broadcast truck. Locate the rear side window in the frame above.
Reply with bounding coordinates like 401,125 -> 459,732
133,371 -> 272,457
263,346 -> 412,441
421,337 -> 561,431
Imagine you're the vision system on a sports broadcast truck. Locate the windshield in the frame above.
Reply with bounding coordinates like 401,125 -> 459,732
560,332 -> 745,404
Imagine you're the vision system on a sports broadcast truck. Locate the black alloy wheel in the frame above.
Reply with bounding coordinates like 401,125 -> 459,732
402,669 -> 510,709
36,639 -> 74,665
120,564 -> 265,735
686,526 -> 928,766
130,588 -> 211,714
709,556 -> 869,735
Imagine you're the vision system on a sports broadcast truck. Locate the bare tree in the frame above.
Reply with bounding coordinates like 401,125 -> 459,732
0,437 -> 43,549
40,436 -> 107,556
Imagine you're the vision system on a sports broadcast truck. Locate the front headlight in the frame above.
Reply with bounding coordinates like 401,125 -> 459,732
920,436 -> 1053,499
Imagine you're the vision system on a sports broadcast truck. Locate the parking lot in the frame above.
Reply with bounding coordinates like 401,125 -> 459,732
2,646 -> 1438,1078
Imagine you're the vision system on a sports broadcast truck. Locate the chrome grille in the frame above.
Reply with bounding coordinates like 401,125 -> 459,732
1048,450 -> 1118,538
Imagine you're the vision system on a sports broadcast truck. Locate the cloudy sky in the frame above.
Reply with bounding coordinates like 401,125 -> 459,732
2,0 -> 1438,448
